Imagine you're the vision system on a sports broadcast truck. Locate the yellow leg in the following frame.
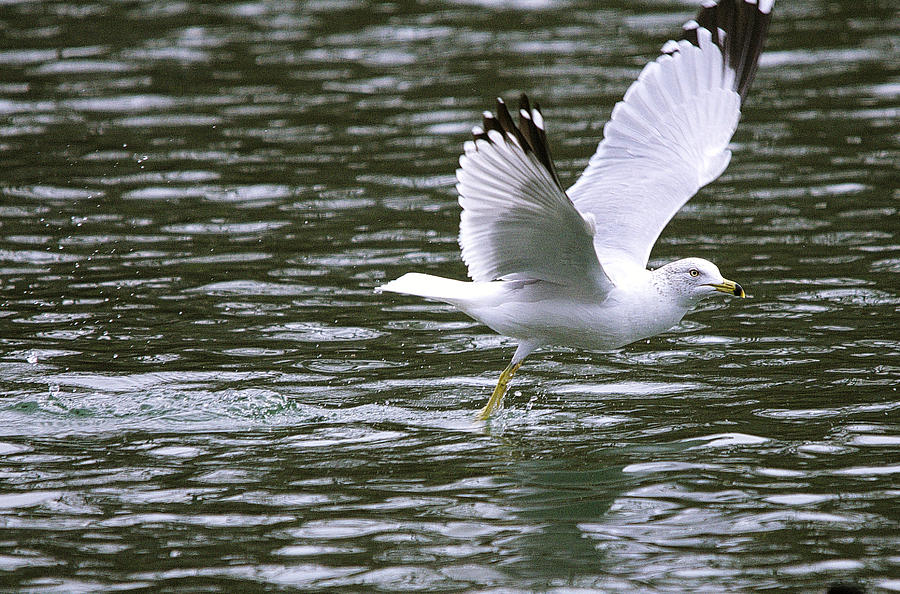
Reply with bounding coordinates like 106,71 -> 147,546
477,360 -> 523,420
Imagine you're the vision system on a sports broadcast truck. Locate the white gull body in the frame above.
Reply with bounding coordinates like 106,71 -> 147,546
378,0 -> 772,418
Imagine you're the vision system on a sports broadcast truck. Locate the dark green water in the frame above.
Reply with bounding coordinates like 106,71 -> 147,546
1,0 -> 897,591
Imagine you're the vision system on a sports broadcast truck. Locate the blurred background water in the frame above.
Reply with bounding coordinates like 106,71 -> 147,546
0,0 -> 897,591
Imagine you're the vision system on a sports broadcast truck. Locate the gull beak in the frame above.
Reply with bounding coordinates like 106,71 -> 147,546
709,279 -> 746,298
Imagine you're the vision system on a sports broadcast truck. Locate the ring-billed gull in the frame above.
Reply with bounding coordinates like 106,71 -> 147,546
378,0 -> 773,419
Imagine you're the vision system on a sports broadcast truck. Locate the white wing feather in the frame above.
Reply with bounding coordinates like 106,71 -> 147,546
453,0 -> 772,289
568,1 -> 772,277
457,128 -> 611,293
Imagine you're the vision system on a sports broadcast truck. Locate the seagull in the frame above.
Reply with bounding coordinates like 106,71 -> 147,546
378,0 -> 774,419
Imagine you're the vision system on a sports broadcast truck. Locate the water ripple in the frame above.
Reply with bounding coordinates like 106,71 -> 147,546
0,0 -> 896,591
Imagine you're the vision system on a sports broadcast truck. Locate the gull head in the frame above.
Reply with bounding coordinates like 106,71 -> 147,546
655,257 -> 746,306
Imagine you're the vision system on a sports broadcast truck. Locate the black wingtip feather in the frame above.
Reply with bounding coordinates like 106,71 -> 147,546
481,110 -> 503,136
471,94 -> 562,190
494,97 -> 529,149
682,0 -> 773,101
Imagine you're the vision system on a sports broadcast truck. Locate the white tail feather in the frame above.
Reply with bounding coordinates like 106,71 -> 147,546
376,273 -> 473,304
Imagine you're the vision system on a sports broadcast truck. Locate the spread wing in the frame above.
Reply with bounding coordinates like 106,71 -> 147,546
567,0 -> 774,276
456,96 -> 612,294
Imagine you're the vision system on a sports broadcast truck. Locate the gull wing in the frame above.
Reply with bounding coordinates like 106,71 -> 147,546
567,0 -> 774,275
457,96 -> 612,293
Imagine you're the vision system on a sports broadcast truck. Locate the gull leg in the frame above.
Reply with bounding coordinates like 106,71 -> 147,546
477,360 -> 523,420
477,342 -> 537,420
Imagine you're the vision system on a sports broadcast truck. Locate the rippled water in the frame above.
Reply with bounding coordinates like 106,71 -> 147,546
1,0 -> 897,591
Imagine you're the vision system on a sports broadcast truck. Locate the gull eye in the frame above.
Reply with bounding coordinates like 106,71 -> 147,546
689,268 -> 700,277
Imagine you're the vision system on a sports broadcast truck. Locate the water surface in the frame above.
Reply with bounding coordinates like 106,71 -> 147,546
0,0 -> 897,591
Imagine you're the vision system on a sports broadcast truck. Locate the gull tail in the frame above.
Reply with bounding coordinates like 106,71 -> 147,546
376,273 -> 473,304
